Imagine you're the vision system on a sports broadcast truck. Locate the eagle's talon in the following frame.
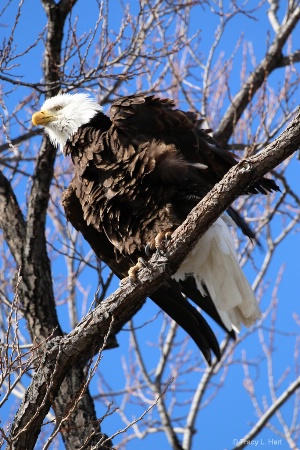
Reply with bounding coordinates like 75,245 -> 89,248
127,257 -> 149,283
137,257 -> 148,268
145,243 -> 153,257
119,277 -> 128,287
155,248 -> 165,257
154,230 -> 173,251
145,230 -> 173,257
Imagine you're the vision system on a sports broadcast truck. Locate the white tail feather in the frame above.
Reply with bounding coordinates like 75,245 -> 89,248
173,216 -> 261,333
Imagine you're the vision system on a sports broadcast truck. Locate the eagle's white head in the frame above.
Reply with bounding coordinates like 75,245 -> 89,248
32,93 -> 102,149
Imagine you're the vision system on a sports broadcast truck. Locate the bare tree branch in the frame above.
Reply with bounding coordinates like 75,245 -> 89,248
234,376 -> 300,450
0,130 -> 42,154
214,5 -> 300,146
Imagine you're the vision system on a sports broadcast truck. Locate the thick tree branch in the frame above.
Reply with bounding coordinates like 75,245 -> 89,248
41,0 -> 78,96
19,137 -> 60,338
9,107 -> 300,450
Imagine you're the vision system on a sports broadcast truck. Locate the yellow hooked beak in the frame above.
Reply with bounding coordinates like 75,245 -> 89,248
32,110 -> 56,126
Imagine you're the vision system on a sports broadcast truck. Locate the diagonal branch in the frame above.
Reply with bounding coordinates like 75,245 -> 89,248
233,375 -> 300,450
214,6 -> 300,146
0,130 -> 42,154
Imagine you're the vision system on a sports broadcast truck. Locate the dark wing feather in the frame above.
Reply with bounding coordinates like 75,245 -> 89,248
150,281 -> 221,363
108,94 -> 279,236
110,94 -> 279,196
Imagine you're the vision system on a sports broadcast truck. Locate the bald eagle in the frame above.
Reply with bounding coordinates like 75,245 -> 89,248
32,93 -> 279,364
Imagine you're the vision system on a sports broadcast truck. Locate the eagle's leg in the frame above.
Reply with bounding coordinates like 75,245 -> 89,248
121,229 -> 174,285
121,229 -> 174,284
145,229 -> 173,256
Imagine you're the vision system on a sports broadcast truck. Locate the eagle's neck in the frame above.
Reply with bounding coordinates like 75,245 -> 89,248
46,119 -> 82,150
64,111 -> 111,157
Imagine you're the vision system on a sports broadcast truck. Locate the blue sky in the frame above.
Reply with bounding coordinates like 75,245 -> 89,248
1,1 -> 300,449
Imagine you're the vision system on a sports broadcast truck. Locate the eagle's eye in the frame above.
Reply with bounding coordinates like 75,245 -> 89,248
53,106 -> 63,112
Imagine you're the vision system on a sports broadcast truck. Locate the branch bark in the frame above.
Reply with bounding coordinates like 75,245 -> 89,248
0,172 -> 26,267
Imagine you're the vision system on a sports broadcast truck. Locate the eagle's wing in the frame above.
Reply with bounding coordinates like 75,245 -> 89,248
109,94 -> 279,196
